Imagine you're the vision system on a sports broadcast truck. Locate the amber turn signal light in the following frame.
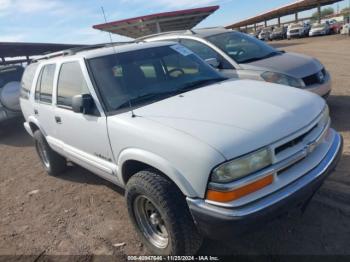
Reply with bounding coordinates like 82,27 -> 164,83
206,175 -> 273,203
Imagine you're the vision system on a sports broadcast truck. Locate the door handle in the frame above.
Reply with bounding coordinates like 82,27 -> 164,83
34,109 -> 39,115
55,116 -> 62,124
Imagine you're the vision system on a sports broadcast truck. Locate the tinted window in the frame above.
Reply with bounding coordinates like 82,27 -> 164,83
206,31 -> 278,64
57,62 -> 89,108
180,39 -> 232,69
35,69 -> 43,101
88,45 -> 226,112
39,64 -> 56,103
21,63 -> 38,99
0,66 -> 24,89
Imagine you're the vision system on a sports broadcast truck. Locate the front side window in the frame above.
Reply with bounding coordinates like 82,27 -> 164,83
88,45 -> 226,112
57,62 -> 89,108
206,31 -> 279,64
180,39 -> 232,69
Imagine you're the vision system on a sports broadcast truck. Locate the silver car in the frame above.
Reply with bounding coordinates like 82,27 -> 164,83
309,23 -> 330,37
142,28 -> 331,97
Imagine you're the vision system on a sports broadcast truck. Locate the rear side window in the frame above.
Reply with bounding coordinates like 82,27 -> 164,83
34,64 -> 56,103
57,62 -> 89,108
39,64 -> 56,103
21,63 -> 38,99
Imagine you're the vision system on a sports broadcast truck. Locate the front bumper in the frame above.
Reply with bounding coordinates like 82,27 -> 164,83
187,132 -> 343,240
303,72 -> 332,97
309,31 -> 326,36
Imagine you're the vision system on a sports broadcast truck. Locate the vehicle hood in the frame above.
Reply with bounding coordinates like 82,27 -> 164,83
239,52 -> 323,78
134,79 -> 325,160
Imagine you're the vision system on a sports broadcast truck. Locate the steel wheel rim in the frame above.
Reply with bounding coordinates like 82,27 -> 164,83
36,141 -> 50,169
133,195 -> 169,249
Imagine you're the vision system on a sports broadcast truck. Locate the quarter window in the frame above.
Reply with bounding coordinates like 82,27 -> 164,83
57,62 -> 89,108
21,64 -> 38,99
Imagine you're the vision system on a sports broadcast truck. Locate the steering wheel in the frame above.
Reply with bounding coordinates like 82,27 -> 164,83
168,68 -> 185,78
233,47 -> 245,58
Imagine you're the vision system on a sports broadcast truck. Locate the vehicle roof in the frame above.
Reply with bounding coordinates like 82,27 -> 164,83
34,41 -> 175,64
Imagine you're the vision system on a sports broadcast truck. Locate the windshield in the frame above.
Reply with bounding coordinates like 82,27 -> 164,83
290,24 -> 303,29
88,45 -> 226,112
206,31 -> 278,64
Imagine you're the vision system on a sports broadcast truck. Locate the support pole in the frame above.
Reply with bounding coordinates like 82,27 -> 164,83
264,20 -> 267,27
317,4 -> 321,23
155,21 -> 161,33
278,17 -> 281,26
254,23 -> 257,31
295,12 -> 298,22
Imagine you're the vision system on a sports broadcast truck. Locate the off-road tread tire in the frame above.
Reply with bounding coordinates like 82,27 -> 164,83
126,169 -> 203,255
33,130 -> 66,176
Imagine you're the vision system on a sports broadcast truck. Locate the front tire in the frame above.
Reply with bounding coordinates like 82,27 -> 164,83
33,130 -> 66,176
126,170 -> 203,255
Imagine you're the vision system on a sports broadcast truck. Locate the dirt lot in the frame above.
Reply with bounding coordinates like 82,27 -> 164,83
1,35 -> 350,259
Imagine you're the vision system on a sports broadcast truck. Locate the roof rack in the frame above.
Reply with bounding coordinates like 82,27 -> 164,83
33,41 -> 133,62
135,30 -> 195,42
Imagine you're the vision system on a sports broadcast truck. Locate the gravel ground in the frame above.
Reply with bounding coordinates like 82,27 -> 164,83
0,34 -> 349,259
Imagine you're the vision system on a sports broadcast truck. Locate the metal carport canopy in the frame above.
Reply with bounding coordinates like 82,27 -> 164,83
0,42 -> 85,58
226,0 -> 343,28
93,5 -> 219,39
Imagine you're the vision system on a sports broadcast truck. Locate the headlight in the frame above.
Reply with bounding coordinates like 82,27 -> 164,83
261,71 -> 305,88
211,148 -> 273,183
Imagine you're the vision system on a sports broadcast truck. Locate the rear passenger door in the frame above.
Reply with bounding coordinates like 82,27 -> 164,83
33,64 -> 57,138
53,60 -> 117,181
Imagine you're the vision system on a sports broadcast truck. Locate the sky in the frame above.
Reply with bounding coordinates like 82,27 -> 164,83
0,0 -> 348,44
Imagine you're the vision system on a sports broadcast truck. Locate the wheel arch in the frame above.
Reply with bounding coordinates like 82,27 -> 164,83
118,148 -> 197,197
27,116 -> 47,136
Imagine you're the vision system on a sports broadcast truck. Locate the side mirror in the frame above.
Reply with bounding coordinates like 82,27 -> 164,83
72,94 -> 94,114
205,58 -> 220,69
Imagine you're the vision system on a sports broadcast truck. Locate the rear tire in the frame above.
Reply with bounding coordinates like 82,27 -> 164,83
126,169 -> 203,255
33,130 -> 66,176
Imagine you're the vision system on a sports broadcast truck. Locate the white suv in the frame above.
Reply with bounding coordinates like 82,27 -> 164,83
20,42 -> 343,255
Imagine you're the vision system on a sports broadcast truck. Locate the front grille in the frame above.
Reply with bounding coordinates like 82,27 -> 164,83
302,68 -> 326,86
290,29 -> 300,34
275,123 -> 318,155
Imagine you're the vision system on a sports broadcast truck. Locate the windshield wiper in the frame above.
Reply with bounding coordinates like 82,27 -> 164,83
115,78 -> 227,110
240,51 -> 281,64
172,78 -> 227,95
116,92 -> 172,110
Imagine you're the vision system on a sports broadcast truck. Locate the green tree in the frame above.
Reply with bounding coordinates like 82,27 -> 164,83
311,7 -> 335,22
341,7 -> 350,15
